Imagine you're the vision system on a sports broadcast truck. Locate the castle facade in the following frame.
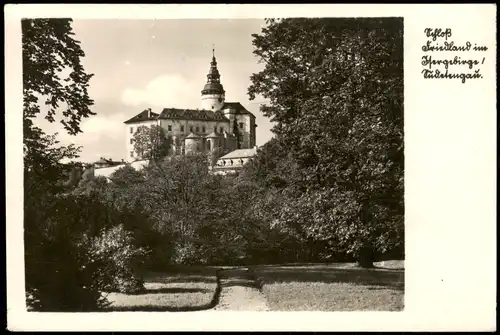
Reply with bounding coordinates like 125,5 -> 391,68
123,50 -> 258,169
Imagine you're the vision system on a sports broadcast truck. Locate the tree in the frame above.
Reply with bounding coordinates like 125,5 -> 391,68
108,164 -> 145,188
23,18 -> 95,136
132,125 -> 170,161
241,137 -> 303,190
23,18 -> 95,182
22,19 -> 142,311
248,18 -> 404,267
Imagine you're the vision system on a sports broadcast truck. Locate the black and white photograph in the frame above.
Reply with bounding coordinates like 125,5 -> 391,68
21,15 -> 404,313
6,4 -> 496,332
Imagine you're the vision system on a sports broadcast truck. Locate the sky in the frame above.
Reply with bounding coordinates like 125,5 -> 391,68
35,19 -> 275,163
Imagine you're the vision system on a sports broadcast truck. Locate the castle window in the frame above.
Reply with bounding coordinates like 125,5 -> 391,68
239,122 -> 244,129
168,125 -> 172,131
202,126 -> 206,133
130,127 -> 134,134
212,106 -> 214,109
190,126 -> 193,132
196,126 -> 199,132
230,160 -> 233,166
180,125 -> 184,132
130,139 -> 133,144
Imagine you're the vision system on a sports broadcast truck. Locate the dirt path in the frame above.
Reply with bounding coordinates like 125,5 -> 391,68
213,267 -> 270,311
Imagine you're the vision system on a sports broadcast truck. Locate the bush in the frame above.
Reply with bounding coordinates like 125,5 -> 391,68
25,193 -> 113,312
171,241 -> 201,265
25,225 -> 110,311
84,224 -> 151,294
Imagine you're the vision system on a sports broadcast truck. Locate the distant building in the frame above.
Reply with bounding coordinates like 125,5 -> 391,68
93,157 -> 124,169
92,159 -> 150,181
211,147 -> 258,175
123,49 -> 258,172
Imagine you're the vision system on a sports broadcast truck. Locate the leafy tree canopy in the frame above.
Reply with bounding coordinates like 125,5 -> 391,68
246,18 -> 404,266
132,125 -> 170,162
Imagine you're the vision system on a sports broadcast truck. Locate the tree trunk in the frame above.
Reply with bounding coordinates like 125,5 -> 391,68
357,243 -> 374,268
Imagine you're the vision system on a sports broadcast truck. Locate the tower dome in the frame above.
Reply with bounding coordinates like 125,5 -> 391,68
201,48 -> 225,111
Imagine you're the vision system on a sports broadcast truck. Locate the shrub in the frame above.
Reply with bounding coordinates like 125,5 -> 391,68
171,241 -> 200,265
24,192 -> 113,312
84,224 -> 151,294
25,226 -> 110,312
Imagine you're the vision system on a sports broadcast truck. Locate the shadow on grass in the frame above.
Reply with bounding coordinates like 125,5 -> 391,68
143,275 -> 218,285
219,279 -> 262,290
126,287 -> 211,295
366,284 -> 405,291
253,266 -> 404,291
105,303 -> 215,312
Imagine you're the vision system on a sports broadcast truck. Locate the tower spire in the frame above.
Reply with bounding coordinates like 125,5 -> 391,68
206,46 -> 221,84
201,46 -> 225,110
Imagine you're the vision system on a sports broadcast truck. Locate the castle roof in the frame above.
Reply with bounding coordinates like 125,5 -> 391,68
93,157 -> 123,166
124,109 -> 159,124
185,132 -> 202,139
201,49 -> 225,96
205,131 -> 222,138
218,147 -> 258,160
158,108 -> 229,122
222,102 -> 256,118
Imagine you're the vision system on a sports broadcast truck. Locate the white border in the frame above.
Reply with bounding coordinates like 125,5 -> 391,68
5,4 -> 497,331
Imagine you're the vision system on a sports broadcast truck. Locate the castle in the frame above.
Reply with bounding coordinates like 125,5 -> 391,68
122,49 -> 258,175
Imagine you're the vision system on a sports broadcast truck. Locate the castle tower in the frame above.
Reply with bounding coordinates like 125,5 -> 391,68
201,48 -> 225,111
205,131 -> 223,166
184,132 -> 203,154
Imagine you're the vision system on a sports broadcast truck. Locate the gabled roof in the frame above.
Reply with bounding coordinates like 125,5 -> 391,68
217,147 -> 258,160
124,109 -> 159,124
94,157 -> 123,166
185,132 -> 202,139
159,108 -> 229,122
205,131 -> 222,138
222,102 -> 256,118
94,158 -> 110,164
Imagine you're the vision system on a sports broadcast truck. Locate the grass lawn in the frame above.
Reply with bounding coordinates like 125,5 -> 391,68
104,266 -> 219,311
254,261 -> 404,311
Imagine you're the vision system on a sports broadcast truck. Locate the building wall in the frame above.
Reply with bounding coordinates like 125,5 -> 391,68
221,107 -> 255,149
126,120 -> 159,162
234,114 -> 255,149
127,118 -> 230,159
159,118 -> 230,154
201,93 -> 225,111
212,156 -> 253,175
159,118 -> 229,138
215,156 -> 253,168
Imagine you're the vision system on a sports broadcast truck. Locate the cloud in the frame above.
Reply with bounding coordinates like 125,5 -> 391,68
121,74 -> 200,109
50,113 -> 126,162
79,113 -> 126,140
